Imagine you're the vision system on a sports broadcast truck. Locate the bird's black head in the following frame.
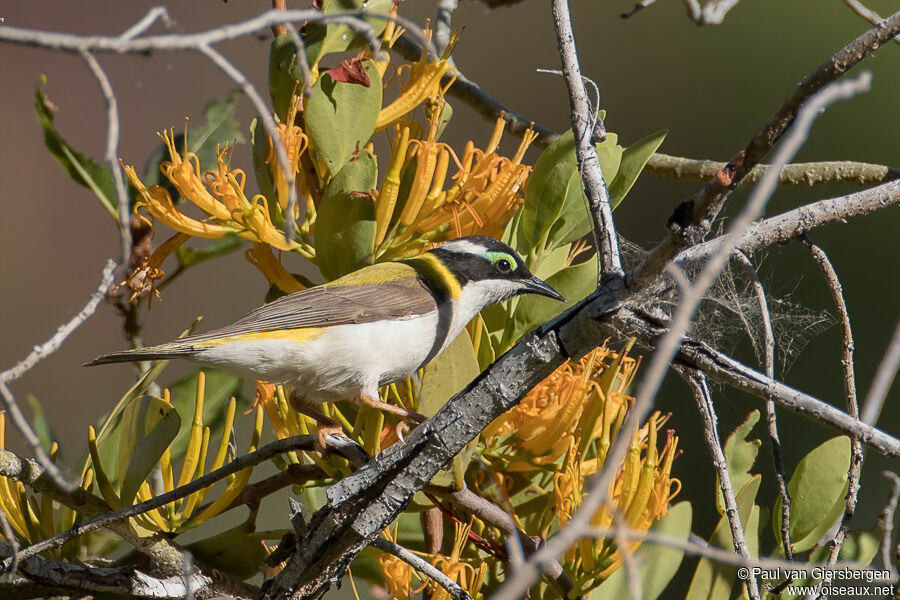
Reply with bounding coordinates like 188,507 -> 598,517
429,235 -> 565,304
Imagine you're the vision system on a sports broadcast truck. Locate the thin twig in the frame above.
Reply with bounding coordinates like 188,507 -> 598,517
1,434 -> 366,569
0,259 -> 116,493
372,537 -> 472,600
732,251 -> 793,561
860,318 -> 900,426
551,0 -> 622,277
645,153 -> 900,187
881,472 -> 900,577
613,512 -> 643,600
843,0 -> 900,45
281,22 -> 313,97
800,235 -> 862,569
434,0 -> 458,56
686,370 -> 761,599
79,51 -> 130,269
611,307 -> 900,458
195,43 -> 298,246
0,9 -> 435,56
118,7 -> 174,42
682,0 -> 742,25
630,11 -> 900,288
0,511 -> 18,579
2,260 -> 116,384
182,552 -> 195,600
493,73 -> 872,600
676,178 -> 900,271
520,72 -> 870,600
428,485 -> 573,597
584,525 -> 883,575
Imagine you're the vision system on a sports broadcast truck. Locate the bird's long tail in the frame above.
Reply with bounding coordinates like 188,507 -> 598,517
85,343 -> 199,366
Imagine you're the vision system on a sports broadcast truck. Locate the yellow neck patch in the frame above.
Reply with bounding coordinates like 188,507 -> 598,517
405,253 -> 461,299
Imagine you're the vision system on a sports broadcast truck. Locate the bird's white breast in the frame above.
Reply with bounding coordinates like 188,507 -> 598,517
195,311 -> 451,403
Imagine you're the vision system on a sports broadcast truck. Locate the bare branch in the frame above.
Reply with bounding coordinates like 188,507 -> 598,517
732,251 -> 793,561
881,472 -> 900,577
682,0 -> 742,25
0,447 -> 186,576
685,370 -> 760,599
1,434 -> 365,571
645,153 -> 900,187
118,7 -> 174,43
610,306 -> 900,458
79,51 -> 131,268
371,537 -> 472,600
630,11 -> 900,288
844,0 -> 900,45
434,0 -> 459,56
860,318 -> 900,426
677,178 -> 900,270
800,235 -> 862,567
1,259 -> 116,492
0,9 -> 435,57
551,0 -> 622,277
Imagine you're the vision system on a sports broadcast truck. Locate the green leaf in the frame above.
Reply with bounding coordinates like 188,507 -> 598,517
251,118 -> 280,224
269,35 -> 311,122
517,130 -> 622,259
35,75 -> 118,220
418,333 -> 481,488
774,436 -> 850,553
779,522 -> 883,599
508,255 -> 598,345
418,333 -> 481,419
116,396 -> 181,506
144,91 -> 245,188
168,369 -> 245,462
608,130 -> 667,209
26,394 -> 57,455
595,501 -> 692,600
716,410 -> 761,515
304,60 -> 382,177
186,522 -> 275,579
302,0 -> 393,69
176,235 -> 244,269
687,475 -> 761,600
315,149 -> 379,281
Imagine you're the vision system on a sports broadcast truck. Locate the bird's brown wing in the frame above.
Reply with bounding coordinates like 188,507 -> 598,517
181,263 -> 439,344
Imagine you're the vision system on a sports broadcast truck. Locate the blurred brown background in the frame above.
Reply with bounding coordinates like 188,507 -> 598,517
2,0 -> 899,585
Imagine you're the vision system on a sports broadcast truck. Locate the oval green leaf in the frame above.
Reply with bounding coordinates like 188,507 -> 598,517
316,149 -> 378,281
116,395 -> 181,506
304,59 -> 382,177
774,436 -> 850,553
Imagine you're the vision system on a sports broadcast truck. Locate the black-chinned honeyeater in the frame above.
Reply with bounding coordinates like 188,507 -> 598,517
87,236 -> 565,443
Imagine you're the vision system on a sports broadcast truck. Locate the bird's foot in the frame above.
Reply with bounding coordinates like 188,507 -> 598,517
359,394 -> 426,424
315,422 -> 344,456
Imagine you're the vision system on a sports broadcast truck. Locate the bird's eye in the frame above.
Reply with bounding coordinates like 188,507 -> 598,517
496,259 -> 512,273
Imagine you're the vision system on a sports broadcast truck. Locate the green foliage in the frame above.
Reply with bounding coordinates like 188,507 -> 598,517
594,501 -> 692,600
774,436 -> 850,554
608,129 -> 668,208
315,149 -> 379,280
186,519 -> 278,579
143,91 -> 245,189
716,409 -> 761,514
687,475 -> 762,600
26,394 -> 57,454
304,60 -> 382,177
299,0 -> 393,70
116,395 -> 181,506
35,75 -> 118,220
517,129 -> 622,261
167,369 -> 244,461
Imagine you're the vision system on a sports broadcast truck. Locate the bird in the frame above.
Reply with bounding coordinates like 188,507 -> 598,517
87,235 -> 564,446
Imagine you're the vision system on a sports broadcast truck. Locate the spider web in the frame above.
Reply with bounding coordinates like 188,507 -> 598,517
619,238 -> 834,375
